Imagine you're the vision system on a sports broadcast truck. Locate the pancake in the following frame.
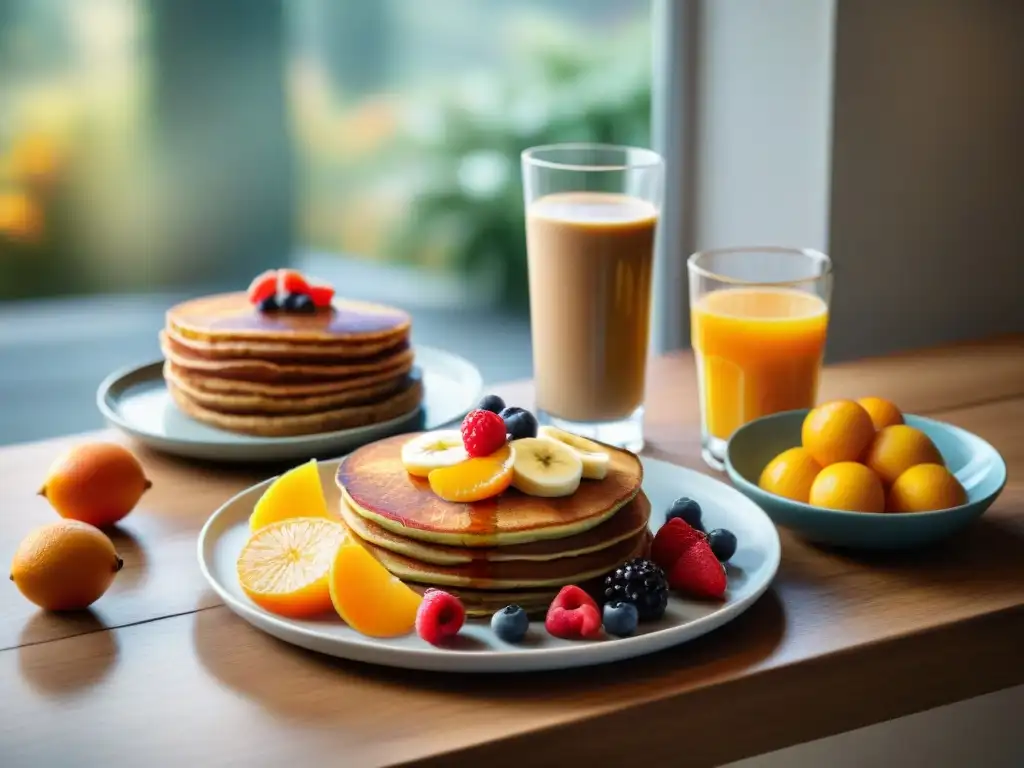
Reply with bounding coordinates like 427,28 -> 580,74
338,492 -> 651,566
163,324 -> 408,362
161,332 -> 415,383
337,433 -> 643,547
168,375 -> 423,437
343,523 -> 648,590
165,361 -> 415,398
164,363 -> 412,415
167,292 -> 411,343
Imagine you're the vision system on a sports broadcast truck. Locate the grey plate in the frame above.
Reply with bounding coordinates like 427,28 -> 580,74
97,346 -> 483,463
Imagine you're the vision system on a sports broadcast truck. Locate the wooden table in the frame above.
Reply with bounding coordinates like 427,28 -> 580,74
2,336 -> 1022,767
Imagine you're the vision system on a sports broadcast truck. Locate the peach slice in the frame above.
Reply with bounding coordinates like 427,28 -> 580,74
427,444 -> 515,502
329,541 -> 422,637
237,517 -> 347,618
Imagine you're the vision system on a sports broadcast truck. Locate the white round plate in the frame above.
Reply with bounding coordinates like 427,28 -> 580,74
97,346 -> 483,463
198,456 -> 781,673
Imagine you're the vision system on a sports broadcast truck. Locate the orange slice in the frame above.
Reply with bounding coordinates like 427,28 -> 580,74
237,517 -> 347,618
427,444 -> 515,502
329,541 -> 422,637
249,459 -> 332,531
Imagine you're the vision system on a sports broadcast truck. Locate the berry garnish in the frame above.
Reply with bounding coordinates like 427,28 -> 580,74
667,497 -> 703,532
307,283 -> 335,309
415,589 -> 465,645
545,585 -> 602,640
603,558 -> 669,623
477,394 -> 506,414
651,518 -> 704,572
283,293 -> 316,313
500,406 -> 539,440
248,270 -> 278,305
258,295 -> 281,313
491,604 -> 529,643
602,601 -> 639,638
707,529 -> 737,562
666,537 -> 727,600
460,409 -> 508,458
280,269 -> 310,296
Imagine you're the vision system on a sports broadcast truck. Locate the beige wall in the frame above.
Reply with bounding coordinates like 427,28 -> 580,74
828,0 -> 1024,360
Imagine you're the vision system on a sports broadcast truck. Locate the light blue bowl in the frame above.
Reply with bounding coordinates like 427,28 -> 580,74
725,410 -> 1007,550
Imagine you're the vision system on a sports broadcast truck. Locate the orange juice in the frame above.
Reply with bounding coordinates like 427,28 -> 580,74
691,287 -> 828,441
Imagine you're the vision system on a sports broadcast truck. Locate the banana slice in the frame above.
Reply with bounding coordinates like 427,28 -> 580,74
509,437 -> 583,498
400,430 -> 468,477
537,426 -> 610,480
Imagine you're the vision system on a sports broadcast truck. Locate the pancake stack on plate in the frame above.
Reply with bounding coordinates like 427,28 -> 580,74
161,291 -> 423,437
336,433 -> 650,616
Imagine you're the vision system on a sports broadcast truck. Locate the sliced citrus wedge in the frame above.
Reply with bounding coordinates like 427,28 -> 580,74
329,541 -> 422,637
249,459 -> 332,531
237,517 -> 347,618
427,444 -> 515,502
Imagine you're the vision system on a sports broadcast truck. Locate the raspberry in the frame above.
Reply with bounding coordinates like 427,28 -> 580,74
460,409 -> 507,457
545,585 -> 602,640
280,269 -> 310,296
415,589 -> 465,645
651,518 -> 704,571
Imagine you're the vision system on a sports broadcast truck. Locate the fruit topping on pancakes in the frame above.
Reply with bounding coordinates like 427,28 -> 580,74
246,268 -> 336,312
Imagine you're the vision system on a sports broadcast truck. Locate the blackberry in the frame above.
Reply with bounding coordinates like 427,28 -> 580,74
602,558 -> 669,622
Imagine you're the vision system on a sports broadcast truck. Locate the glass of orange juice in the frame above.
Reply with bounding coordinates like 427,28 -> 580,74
688,247 -> 832,470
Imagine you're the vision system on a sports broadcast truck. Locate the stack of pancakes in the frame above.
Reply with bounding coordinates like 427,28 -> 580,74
160,292 -> 423,437
336,434 -> 651,616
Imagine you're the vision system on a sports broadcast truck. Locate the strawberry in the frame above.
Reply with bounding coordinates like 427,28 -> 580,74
666,537 -> 727,600
651,518 -> 704,571
307,283 -> 335,308
545,585 -> 602,640
279,269 -> 310,296
415,589 -> 465,645
246,270 -> 279,304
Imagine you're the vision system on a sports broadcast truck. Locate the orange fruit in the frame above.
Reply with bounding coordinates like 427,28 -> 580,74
857,396 -> 904,430
887,463 -> 967,513
808,462 -> 885,513
249,459 -> 332,532
758,447 -> 822,503
39,442 -> 151,528
862,425 -> 943,486
801,400 -> 876,467
328,541 -> 422,637
236,517 -> 347,618
428,444 -> 515,502
10,520 -> 123,611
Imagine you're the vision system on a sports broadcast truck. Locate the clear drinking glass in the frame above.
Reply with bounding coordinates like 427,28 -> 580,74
521,143 -> 664,452
688,247 -> 833,470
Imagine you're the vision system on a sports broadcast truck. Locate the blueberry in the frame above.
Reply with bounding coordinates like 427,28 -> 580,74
667,497 -> 703,531
491,605 -> 529,643
283,293 -> 316,313
500,407 -> 538,440
602,601 -> 639,638
258,295 -> 280,312
477,394 -> 506,414
708,529 -> 737,562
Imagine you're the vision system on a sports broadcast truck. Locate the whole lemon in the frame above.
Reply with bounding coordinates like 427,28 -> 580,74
857,397 -> 904,431
759,447 -> 822,503
887,463 -> 967,513
802,400 -> 876,467
808,462 -> 885,513
39,442 -> 151,528
863,425 -> 943,486
10,520 -> 123,611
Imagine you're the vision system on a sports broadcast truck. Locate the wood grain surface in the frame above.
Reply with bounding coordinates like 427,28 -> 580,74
1,336 -> 1022,767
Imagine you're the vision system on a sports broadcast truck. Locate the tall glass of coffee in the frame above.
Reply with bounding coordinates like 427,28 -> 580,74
521,143 -> 663,452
